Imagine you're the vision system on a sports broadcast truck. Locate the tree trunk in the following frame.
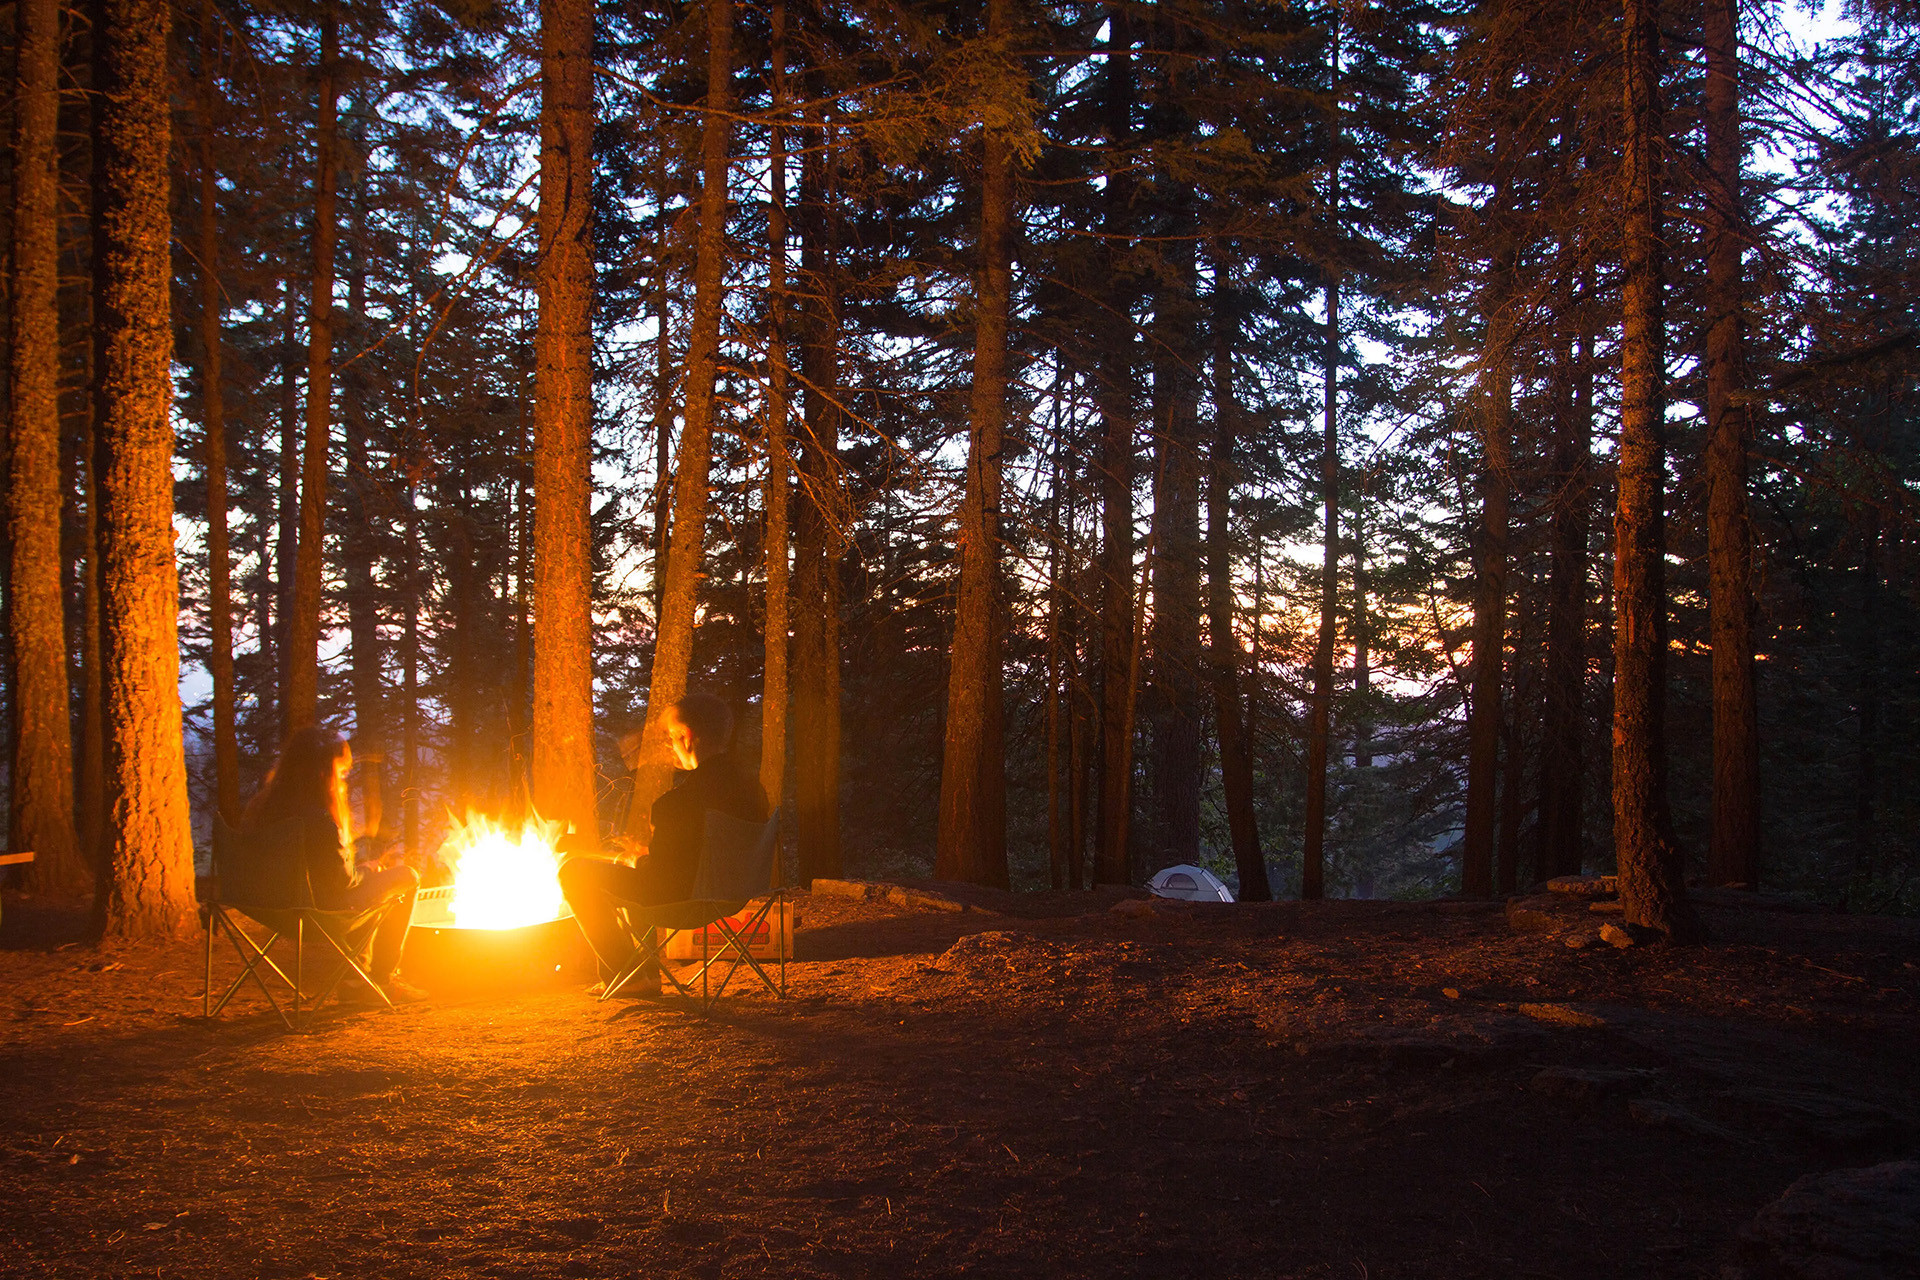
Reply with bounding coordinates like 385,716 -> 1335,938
1614,0 -> 1698,941
936,0 -> 1014,889
274,275 -> 296,741
341,174 -> 385,833
652,139 -> 675,625
92,0 -> 195,939
402,476 -> 422,862
1463,247 -> 1513,900
1094,6 -> 1136,886
789,114 -> 842,883
9,0 -> 83,891
1208,262 -> 1269,900
1352,503 -> 1371,769
1703,0 -> 1759,889
1540,324 -> 1591,880
634,0 -> 733,819
758,0 -> 792,830
1147,241 -> 1203,872
193,6 -> 239,825
284,5 -> 340,729
1301,277 -> 1339,902
530,0 -> 598,843
1498,575 -> 1535,895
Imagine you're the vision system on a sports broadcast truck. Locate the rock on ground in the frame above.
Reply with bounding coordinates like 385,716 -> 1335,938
1732,1160 -> 1920,1280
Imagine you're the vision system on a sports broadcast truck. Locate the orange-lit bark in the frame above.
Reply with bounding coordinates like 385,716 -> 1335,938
935,0 -> 1014,889
93,0 -> 196,939
634,0 -> 733,820
9,0 -> 83,891
531,0 -> 598,844
1613,0 -> 1699,941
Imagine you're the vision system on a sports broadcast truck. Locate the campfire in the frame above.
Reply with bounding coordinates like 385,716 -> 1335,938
441,812 -> 570,930
402,812 -> 589,992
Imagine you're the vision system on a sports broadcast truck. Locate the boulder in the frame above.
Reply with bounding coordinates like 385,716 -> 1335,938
1110,898 -> 1156,920
1600,922 -> 1638,949
1732,1160 -> 1920,1280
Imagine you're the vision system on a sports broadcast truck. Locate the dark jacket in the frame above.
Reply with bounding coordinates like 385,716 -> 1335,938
244,808 -> 356,909
636,753 -> 769,903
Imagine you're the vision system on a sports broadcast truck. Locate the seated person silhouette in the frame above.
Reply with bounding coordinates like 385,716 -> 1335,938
559,692 -> 769,996
240,727 -> 425,1005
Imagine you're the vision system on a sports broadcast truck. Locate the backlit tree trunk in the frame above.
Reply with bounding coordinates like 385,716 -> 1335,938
341,177 -> 384,831
1094,6 -> 1136,886
1463,248 -> 1514,899
634,0 -> 732,820
1208,263 -> 1268,900
936,0 -> 1014,889
1703,0 -> 1759,889
1147,238 -> 1203,871
1540,323 -> 1591,879
92,0 -> 194,939
759,0 -> 792,822
284,5 -> 340,729
1614,0 -> 1698,941
790,113 -> 842,883
194,3 -> 239,824
1301,276 -> 1339,901
530,0 -> 598,843
9,0 -> 83,891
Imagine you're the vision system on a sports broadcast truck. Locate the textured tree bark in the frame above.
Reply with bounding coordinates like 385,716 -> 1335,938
9,0 -> 83,891
1094,6 -> 1136,886
1540,325 -> 1591,880
530,0 -> 598,844
1614,0 -> 1699,941
936,0 -> 1014,889
1463,248 -> 1513,899
1147,241 -> 1203,872
193,5 -> 239,825
759,0 -> 792,828
633,0 -> 733,819
789,115 -> 842,883
1703,0 -> 1759,889
284,5 -> 340,729
341,174 -> 385,832
275,277 -> 297,740
1208,264 -> 1268,901
92,0 -> 195,939
76,417 -> 107,868
1302,278 -> 1339,902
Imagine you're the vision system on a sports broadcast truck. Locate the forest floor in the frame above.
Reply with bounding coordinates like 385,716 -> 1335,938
2,881 -> 1917,1280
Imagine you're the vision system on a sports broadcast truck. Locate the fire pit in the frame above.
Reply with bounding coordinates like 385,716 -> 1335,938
400,814 -> 594,994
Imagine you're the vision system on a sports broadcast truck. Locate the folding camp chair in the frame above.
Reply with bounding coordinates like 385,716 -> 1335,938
203,815 -> 393,1029
599,812 -> 787,1013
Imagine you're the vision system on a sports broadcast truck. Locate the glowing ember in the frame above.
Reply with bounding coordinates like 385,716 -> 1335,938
445,813 -> 570,930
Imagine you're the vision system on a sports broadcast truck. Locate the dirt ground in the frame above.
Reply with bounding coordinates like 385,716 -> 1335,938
2,883 -> 1917,1280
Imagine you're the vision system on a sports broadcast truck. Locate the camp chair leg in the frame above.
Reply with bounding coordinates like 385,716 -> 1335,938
305,917 -> 391,1012
208,908 -> 295,1029
601,927 -> 681,1002
686,896 -> 787,1011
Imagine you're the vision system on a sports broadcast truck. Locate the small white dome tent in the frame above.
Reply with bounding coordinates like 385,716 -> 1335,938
1148,864 -> 1235,903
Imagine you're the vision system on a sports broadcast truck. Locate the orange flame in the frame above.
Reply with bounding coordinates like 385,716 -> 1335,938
444,812 -> 570,930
